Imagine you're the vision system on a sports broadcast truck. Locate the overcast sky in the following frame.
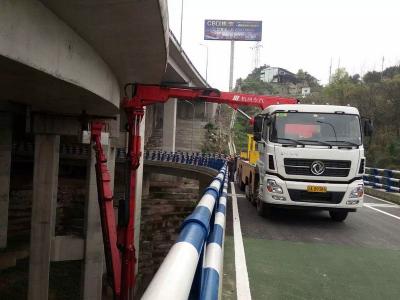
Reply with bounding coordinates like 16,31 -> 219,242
167,0 -> 399,91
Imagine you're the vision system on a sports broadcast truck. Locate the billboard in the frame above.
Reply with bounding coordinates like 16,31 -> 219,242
204,20 -> 262,41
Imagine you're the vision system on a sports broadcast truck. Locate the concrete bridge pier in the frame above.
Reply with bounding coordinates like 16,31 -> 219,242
25,115 -> 118,300
162,99 -> 177,152
28,132 -> 60,300
0,112 -> 12,249
81,145 -> 105,300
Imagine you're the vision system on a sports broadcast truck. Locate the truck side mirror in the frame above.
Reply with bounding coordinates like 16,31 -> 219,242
362,118 -> 373,137
253,115 -> 264,142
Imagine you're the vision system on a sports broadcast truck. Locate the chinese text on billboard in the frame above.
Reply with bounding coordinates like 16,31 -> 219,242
204,20 -> 262,41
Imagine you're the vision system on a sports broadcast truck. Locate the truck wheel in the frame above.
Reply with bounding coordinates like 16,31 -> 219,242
250,184 -> 258,206
245,185 -> 251,202
239,180 -> 245,191
256,198 -> 273,218
250,195 -> 257,207
329,210 -> 348,222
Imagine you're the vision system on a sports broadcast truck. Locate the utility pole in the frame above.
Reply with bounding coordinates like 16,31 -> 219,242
329,57 -> 333,83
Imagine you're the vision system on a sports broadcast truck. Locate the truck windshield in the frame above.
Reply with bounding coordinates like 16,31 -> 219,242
270,112 -> 362,146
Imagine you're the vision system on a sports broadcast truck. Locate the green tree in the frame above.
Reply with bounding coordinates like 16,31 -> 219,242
233,64 -> 400,169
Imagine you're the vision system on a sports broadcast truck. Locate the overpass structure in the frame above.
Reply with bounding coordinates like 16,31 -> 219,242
0,1 -> 215,299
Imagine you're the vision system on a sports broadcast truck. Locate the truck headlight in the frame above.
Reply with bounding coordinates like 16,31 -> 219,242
349,185 -> 364,198
266,179 -> 283,194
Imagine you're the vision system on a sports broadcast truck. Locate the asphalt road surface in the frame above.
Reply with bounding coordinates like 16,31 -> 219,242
223,186 -> 400,300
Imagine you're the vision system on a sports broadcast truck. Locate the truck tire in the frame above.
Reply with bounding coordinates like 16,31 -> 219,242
256,183 -> 272,217
256,199 -> 273,217
245,185 -> 251,202
252,174 -> 259,206
329,210 -> 348,222
251,193 -> 257,207
239,180 -> 245,191
256,197 -> 264,216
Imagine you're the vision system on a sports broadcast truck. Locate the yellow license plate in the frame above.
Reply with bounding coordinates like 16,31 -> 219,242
307,186 -> 327,193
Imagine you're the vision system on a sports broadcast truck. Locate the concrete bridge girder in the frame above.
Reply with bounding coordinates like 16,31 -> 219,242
39,0 -> 169,85
0,0 -> 171,116
0,0 -> 120,115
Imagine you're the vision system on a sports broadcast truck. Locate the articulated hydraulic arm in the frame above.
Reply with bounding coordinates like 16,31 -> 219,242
90,122 -> 121,296
90,84 -> 297,299
123,83 -> 298,110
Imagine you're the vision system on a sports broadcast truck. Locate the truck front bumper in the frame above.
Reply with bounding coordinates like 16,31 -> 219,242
262,175 -> 364,210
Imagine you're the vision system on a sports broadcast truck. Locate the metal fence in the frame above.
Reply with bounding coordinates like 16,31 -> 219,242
141,150 -> 227,171
142,163 -> 228,300
364,167 -> 400,192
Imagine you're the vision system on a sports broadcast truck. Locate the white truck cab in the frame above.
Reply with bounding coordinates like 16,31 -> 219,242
254,104 -> 367,221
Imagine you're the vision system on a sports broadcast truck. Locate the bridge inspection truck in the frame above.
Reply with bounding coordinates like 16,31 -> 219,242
88,83 -> 371,297
237,104 -> 372,221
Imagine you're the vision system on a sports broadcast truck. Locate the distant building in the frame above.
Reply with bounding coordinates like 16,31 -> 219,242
301,87 -> 311,97
260,66 -> 297,84
260,66 -> 318,97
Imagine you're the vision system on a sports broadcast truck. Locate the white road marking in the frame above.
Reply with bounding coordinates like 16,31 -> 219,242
231,182 -> 252,300
364,194 -> 400,206
228,193 -> 246,198
364,204 -> 400,220
365,203 -> 398,208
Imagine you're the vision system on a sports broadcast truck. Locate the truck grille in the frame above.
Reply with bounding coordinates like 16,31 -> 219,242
288,190 -> 345,204
284,158 -> 351,177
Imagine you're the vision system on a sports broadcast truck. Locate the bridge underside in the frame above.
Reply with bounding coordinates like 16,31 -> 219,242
0,0 -> 216,299
0,55 -> 118,115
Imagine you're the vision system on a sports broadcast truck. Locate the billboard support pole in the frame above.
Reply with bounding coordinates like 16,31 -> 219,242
229,40 -> 235,91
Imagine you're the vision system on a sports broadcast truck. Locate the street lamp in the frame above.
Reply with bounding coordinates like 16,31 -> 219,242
199,43 -> 209,81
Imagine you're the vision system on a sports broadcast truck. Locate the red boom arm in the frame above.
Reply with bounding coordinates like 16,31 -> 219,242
123,84 -> 297,111
91,84 -> 297,299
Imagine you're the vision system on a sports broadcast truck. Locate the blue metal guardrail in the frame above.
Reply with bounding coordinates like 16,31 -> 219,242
142,163 -> 228,300
14,143 -> 227,171
364,167 -> 400,192
141,150 -> 227,171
